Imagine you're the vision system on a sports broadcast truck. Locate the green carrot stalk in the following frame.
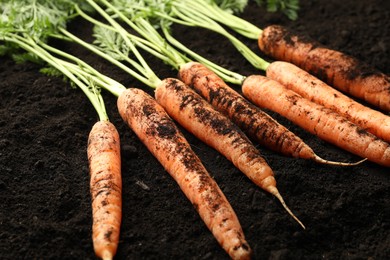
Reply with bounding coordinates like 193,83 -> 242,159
103,0 -> 270,71
0,2 -> 126,259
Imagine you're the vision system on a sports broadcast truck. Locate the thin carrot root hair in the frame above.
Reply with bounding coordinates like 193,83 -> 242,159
267,185 -> 305,229
155,78 -> 305,229
87,120 -> 122,260
313,156 -> 367,166
178,61 -> 365,167
261,176 -> 306,229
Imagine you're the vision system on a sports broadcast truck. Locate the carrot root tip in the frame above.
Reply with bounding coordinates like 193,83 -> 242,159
269,187 -> 306,229
101,250 -> 113,260
313,155 -> 368,166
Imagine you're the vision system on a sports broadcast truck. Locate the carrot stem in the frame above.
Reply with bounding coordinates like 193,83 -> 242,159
170,3 -> 269,71
3,34 -> 109,121
160,24 -> 246,85
180,0 -> 262,39
111,0 -> 270,71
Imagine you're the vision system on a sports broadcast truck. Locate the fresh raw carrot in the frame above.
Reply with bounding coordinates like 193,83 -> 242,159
242,75 -> 390,167
87,120 -> 122,260
154,78 -> 305,229
258,25 -> 390,112
117,88 -> 252,260
0,3 -> 124,257
179,61 -> 367,165
266,61 -> 390,143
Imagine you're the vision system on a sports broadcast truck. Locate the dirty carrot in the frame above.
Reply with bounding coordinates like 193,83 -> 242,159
0,1 -> 124,257
258,25 -> 390,112
179,61 -> 366,165
87,121 -> 122,260
242,75 -> 390,167
155,78 -> 305,229
118,88 -> 252,260
266,61 -> 390,143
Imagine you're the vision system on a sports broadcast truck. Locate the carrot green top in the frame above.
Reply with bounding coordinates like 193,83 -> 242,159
0,0 -> 125,121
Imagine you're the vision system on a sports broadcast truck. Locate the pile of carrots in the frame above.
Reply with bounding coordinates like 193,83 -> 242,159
2,0 -> 389,259
81,5 -> 390,258
86,6 -> 390,258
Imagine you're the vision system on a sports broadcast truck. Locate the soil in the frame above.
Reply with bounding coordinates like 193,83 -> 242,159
0,0 -> 389,259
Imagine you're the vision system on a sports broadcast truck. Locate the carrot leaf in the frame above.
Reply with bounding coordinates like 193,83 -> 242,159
212,0 -> 249,13
254,0 -> 300,20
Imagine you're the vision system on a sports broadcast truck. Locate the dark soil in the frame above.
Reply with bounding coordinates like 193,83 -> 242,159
1,0 -> 389,259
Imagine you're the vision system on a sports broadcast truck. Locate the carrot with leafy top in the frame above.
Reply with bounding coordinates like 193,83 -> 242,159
242,75 -> 390,167
155,1 -> 390,112
118,88 -> 252,260
0,2 -> 124,255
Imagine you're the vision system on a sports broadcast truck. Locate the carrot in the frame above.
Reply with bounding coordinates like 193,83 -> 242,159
117,88 -> 252,260
154,78 -> 305,229
266,61 -> 390,143
0,4 -> 124,256
87,120 -> 122,260
242,75 -> 390,167
258,24 -> 390,112
179,61 -> 367,166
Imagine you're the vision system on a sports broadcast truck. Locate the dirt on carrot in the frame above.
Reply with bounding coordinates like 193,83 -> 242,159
242,75 -> 390,167
265,61 -> 390,143
155,78 -> 305,228
179,61 -> 365,166
117,87 -> 252,260
258,24 -> 390,112
87,120 -> 122,260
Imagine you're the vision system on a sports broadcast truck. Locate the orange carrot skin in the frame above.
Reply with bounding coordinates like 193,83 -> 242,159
87,121 -> 122,260
266,61 -> 390,143
117,88 -> 251,260
155,78 -> 278,196
242,75 -> 390,167
179,61 -> 314,160
156,80 -> 305,229
258,25 -> 390,112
